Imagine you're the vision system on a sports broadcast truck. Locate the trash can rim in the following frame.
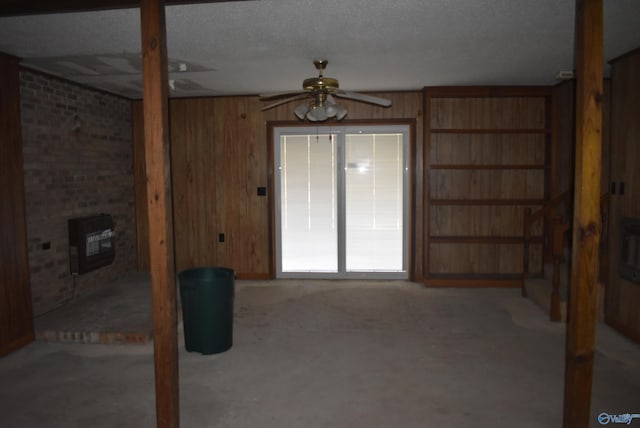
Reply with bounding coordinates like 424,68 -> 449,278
178,266 -> 234,277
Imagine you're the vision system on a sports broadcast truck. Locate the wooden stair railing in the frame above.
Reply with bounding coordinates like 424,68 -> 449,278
550,216 -> 570,321
522,190 -> 573,297
522,191 -> 610,322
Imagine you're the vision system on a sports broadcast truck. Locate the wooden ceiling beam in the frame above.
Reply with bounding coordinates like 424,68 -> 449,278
0,0 -> 249,17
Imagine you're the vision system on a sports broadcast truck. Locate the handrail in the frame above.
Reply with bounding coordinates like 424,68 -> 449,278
524,190 -> 573,227
522,189 -> 573,298
550,216 -> 571,321
522,190 -> 611,322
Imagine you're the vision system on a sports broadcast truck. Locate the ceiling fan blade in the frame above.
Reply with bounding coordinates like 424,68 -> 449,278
334,90 -> 392,107
259,90 -> 306,100
261,94 -> 309,111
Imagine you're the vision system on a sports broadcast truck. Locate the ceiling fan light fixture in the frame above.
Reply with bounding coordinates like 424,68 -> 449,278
307,105 -> 328,122
327,95 -> 347,120
334,105 -> 348,120
294,103 -> 310,120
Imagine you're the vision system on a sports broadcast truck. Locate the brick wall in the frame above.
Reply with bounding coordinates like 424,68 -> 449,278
20,70 -> 136,316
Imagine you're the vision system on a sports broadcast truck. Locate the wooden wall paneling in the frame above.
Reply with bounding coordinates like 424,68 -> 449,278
168,99 -> 189,270
0,53 -> 35,356
244,97 -> 271,277
553,81 -> 576,197
170,98 -> 217,272
207,96 -> 271,278
601,80 -> 611,195
137,91 -> 422,280
231,98 -> 256,272
215,97 -> 249,274
431,205 -> 533,237
431,133 -> 545,166
211,98 -> 229,268
431,169 -> 544,200
606,48 -> 640,342
429,243 -> 523,275
430,97 -> 547,130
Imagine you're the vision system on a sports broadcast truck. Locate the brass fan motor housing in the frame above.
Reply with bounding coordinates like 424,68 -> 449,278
302,76 -> 339,92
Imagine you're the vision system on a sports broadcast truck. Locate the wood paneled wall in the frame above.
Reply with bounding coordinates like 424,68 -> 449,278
553,80 -> 575,198
134,92 -> 423,278
0,53 -> 34,356
424,87 -> 553,286
134,97 -> 270,277
135,87 -> 565,285
606,48 -> 640,342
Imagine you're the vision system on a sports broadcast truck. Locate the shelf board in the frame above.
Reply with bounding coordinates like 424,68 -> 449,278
429,128 -> 550,134
430,199 -> 545,206
424,274 -> 522,288
429,236 -> 543,244
430,164 -> 545,170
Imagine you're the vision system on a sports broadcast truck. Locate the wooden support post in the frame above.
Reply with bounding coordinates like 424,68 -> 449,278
140,1 -> 180,427
563,0 -> 603,427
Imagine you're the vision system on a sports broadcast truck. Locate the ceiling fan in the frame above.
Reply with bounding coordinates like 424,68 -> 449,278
259,59 -> 392,121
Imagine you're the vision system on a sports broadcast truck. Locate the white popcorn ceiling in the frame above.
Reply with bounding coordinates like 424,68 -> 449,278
0,0 -> 639,99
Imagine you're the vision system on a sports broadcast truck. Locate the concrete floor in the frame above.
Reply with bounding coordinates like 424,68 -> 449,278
1,274 -> 639,427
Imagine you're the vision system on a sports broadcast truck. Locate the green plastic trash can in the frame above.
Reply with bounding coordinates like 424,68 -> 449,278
178,267 -> 235,355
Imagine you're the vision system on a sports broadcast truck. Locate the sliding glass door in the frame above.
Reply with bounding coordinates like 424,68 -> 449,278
275,125 -> 409,279
279,133 -> 338,272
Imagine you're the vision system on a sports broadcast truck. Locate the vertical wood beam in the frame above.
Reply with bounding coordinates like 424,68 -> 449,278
0,53 -> 35,356
563,0 -> 603,427
140,1 -> 179,427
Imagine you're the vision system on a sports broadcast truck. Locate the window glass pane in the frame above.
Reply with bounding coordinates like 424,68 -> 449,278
280,134 -> 337,272
345,133 -> 404,271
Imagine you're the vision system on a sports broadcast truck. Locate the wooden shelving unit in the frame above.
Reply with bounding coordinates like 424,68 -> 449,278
423,87 -> 553,287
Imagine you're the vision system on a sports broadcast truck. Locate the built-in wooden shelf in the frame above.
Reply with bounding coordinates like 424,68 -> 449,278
425,273 -> 522,288
430,128 -> 550,134
430,236 -> 542,244
431,164 -> 545,170
424,88 -> 552,285
430,199 -> 545,206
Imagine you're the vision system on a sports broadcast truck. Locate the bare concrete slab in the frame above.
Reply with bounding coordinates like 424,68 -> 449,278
34,272 -> 153,344
2,278 -> 639,427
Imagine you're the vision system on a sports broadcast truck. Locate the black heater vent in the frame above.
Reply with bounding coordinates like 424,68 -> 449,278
68,214 -> 115,275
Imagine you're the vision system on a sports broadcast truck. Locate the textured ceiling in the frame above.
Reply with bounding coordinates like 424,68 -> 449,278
0,0 -> 639,99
